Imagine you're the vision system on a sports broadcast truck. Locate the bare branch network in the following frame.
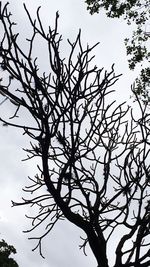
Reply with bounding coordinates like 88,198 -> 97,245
0,3 -> 150,267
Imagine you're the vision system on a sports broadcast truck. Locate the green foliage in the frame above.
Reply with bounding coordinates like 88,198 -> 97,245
85,0 -> 150,66
85,0 -> 150,102
134,67 -> 150,102
0,240 -> 19,267
125,26 -> 150,70
85,0 -> 149,20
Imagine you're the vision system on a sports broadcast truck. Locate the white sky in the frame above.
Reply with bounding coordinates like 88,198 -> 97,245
0,1 -> 140,267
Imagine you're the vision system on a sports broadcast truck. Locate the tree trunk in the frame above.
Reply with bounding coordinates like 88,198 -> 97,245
86,226 -> 109,267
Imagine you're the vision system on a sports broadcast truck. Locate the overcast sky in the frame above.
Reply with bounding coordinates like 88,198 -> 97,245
0,1 -> 140,267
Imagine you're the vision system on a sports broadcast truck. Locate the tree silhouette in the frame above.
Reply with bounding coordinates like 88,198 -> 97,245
0,3 -> 150,267
0,239 -> 19,267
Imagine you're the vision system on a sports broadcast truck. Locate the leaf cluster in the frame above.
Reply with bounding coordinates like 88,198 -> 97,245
0,239 -> 19,267
85,0 -> 150,102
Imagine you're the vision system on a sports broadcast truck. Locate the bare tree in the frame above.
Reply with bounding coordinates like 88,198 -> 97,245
0,3 -> 150,267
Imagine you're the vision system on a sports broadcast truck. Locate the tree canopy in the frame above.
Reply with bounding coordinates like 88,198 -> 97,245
85,0 -> 150,101
0,239 -> 19,267
0,2 -> 150,267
